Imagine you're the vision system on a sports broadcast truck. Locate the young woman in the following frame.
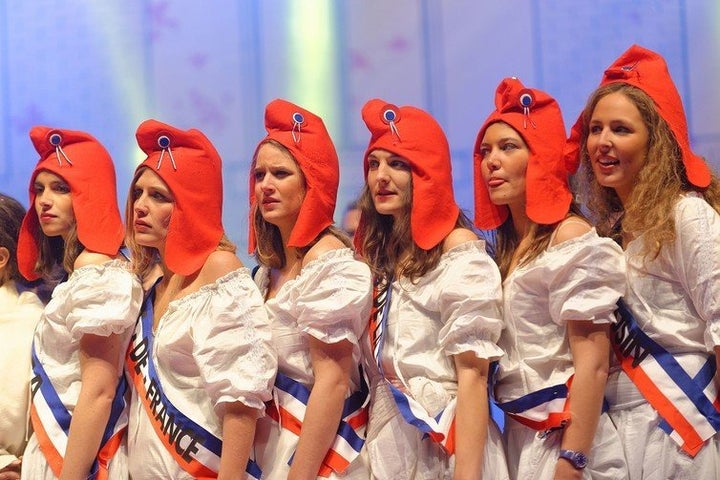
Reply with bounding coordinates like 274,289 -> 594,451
474,78 -> 628,480
18,126 -> 143,480
249,99 -> 372,480
124,119 -> 276,480
568,44 -> 720,480
356,98 -> 508,480
0,194 -> 43,480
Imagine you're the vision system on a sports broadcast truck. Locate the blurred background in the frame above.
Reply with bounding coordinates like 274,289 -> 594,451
1,0 -> 718,262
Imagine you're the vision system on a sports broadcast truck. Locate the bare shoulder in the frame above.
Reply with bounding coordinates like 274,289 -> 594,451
442,227 -> 478,252
74,250 -> 114,269
551,216 -> 592,245
303,233 -> 347,267
199,250 -> 243,283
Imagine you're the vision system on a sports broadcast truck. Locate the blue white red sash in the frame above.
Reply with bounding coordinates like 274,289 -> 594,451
612,299 -> 720,456
29,344 -> 127,480
494,377 -> 572,435
266,370 -> 369,476
369,276 -> 457,454
125,285 -> 262,479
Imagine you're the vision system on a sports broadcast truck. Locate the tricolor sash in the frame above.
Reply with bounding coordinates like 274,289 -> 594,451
494,377 -> 573,436
369,276 -> 457,454
125,285 -> 262,479
266,370 -> 369,476
612,299 -> 720,456
29,345 -> 127,480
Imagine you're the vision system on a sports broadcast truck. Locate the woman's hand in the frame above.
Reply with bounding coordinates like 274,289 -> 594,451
0,459 -> 21,480
554,458 -> 583,480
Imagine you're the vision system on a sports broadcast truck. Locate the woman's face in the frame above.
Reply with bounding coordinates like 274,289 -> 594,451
253,143 -> 306,231
586,91 -> 649,204
131,169 -> 174,250
478,122 -> 529,209
366,149 -> 412,219
33,170 -> 75,241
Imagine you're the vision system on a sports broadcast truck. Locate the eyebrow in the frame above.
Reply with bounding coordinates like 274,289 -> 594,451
368,154 -> 405,161
34,180 -> 68,187
481,136 -> 521,145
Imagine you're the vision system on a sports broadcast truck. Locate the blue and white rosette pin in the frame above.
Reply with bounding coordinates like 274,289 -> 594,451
518,89 -> 536,129
49,131 -> 73,166
381,104 -> 401,141
156,133 -> 177,171
291,111 -> 305,144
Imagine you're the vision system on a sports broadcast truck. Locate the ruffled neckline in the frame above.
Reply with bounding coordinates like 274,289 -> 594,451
166,267 -> 251,310
257,247 -> 355,300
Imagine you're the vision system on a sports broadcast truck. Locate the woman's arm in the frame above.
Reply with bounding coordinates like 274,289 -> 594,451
714,346 -> 720,392
217,402 -> 260,480
288,337 -> 354,480
453,351 -> 490,480
554,320 -> 611,480
59,333 -> 123,480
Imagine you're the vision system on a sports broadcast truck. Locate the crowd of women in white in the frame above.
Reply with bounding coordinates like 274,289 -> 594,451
1,44 -> 719,480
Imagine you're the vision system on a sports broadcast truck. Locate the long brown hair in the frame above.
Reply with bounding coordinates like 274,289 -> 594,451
251,140 -> 351,269
577,83 -> 720,258
357,179 -> 471,282
32,189 -> 83,278
125,166 -> 236,281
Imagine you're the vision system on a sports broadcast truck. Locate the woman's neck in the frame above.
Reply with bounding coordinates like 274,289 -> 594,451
278,221 -> 305,271
507,202 -> 531,239
266,248 -> 303,300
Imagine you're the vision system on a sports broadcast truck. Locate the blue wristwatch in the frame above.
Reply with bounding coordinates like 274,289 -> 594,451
558,449 -> 588,469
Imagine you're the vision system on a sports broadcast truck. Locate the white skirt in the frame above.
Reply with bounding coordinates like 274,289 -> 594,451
253,410 -> 370,480
366,381 -> 509,480
504,413 -> 628,480
607,370 -> 720,480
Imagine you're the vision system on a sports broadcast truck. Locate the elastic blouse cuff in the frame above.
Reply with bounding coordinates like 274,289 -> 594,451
214,393 -> 270,420
301,324 -> 358,347
444,339 -> 504,362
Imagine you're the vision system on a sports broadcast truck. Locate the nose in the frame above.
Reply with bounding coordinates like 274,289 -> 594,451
375,162 -> 390,182
259,175 -> 275,193
484,149 -> 501,171
37,190 -> 52,209
597,128 -> 612,151
134,194 -> 148,217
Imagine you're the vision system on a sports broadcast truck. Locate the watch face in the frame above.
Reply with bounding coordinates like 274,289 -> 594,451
560,450 -> 588,469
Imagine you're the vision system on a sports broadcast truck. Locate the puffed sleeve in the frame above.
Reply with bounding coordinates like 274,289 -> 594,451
65,260 -> 142,340
438,241 -> 504,361
294,248 -> 372,346
192,268 -> 277,417
547,230 -> 626,325
672,195 -> 720,351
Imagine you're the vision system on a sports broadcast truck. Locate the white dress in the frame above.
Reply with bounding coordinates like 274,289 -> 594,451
496,229 -> 628,480
0,281 -> 43,470
127,268 -> 276,480
605,193 -> 720,480
365,240 -> 509,480
21,260 -> 142,480
253,248 -> 372,480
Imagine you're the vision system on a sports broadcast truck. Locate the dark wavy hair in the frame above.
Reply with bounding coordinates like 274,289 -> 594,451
357,177 -> 471,282
0,193 -> 26,284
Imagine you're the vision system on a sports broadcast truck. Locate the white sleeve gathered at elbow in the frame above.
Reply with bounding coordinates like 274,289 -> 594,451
438,241 -> 505,362
191,269 -> 277,418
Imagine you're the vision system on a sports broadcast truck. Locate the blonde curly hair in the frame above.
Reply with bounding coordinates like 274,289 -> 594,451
577,83 -> 720,260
